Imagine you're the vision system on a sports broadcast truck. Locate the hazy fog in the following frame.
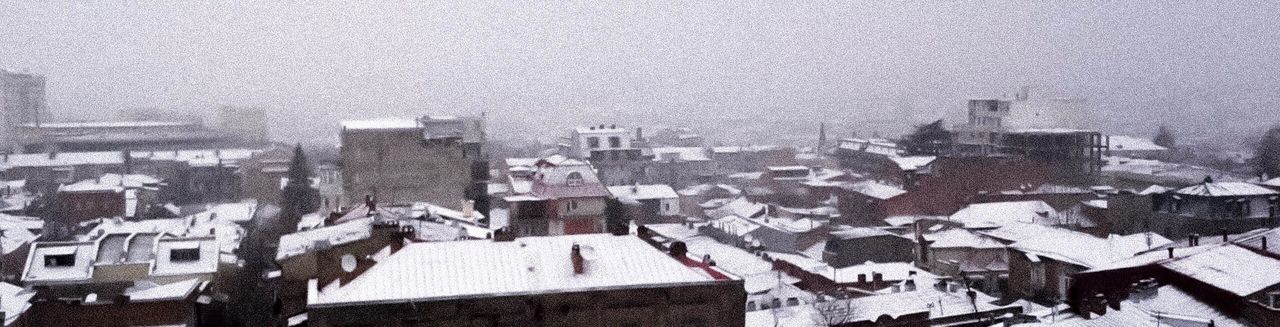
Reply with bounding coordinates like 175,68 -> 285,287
2,1 -> 1278,146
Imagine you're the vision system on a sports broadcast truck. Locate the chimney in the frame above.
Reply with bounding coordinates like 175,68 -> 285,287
1189,234 -> 1199,246
872,272 -> 883,285
637,225 -> 652,240
1222,231 -> 1229,243
636,127 -> 643,140
1263,237 -> 1269,250
1167,247 -> 1175,259
669,241 -> 688,258
702,254 -> 712,264
904,279 -> 917,292
365,195 -> 377,215
571,244 -> 585,274
857,274 -> 867,284
461,200 -> 475,218
48,151 -> 57,160
609,124 -> 616,129
598,124 -> 605,129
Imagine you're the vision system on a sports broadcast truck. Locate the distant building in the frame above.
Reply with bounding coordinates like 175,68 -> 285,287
236,146 -> 293,205
562,125 -> 651,185
340,115 -> 485,209
304,234 -> 745,327
0,70 -> 46,152
1105,135 -> 1170,159
608,184 -> 680,224
1151,179 -> 1280,235
650,147 -> 717,188
1005,227 -> 1170,301
15,121 -> 239,153
53,174 -> 164,224
503,156 -> 611,236
217,106 -> 270,144
822,227 -> 914,268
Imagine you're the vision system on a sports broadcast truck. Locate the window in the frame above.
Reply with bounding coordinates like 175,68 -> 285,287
44,254 -> 75,267
786,298 -> 799,306
171,248 -> 201,262
609,136 -> 621,148
566,172 -> 584,186
587,137 -> 600,148
567,200 -> 579,212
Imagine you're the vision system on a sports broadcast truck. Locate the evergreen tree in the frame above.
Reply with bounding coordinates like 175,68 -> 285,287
1153,125 -> 1177,149
1259,126 -> 1280,178
278,144 -> 319,234
605,198 -> 630,236
900,119 -> 953,155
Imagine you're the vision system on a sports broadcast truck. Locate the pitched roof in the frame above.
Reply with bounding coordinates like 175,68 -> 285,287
608,184 -> 679,201
1011,230 -> 1172,268
840,181 -> 907,200
948,201 -> 1058,229
308,234 -> 732,307
1173,181 -> 1278,197
1158,245 -> 1280,296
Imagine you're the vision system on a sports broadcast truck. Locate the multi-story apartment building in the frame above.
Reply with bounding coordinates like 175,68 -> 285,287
340,115 -> 485,209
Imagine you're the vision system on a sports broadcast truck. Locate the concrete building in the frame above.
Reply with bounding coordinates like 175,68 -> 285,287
0,70 -> 46,152
504,156 -> 611,236
340,116 -> 485,209
562,125 -> 652,186
218,106 -> 270,145
608,184 -> 680,224
822,227 -> 914,268
15,121 -> 239,153
304,234 -> 745,327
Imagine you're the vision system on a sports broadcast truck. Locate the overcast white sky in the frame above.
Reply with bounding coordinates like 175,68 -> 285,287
2,1 -> 1277,145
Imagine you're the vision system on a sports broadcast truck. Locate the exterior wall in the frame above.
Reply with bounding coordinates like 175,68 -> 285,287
341,128 -> 471,208
21,298 -> 198,327
1153,194 -> 1280,236
55,190 -> 125,225
1007,247 -> 1084,302
823,236 -> 915,268
239,147 -> 292,205
218,106 -> 270,144
510,198 -> 607,236
307,282 -> 746,327
651,160 -> 716,189
0,71 -> 46,151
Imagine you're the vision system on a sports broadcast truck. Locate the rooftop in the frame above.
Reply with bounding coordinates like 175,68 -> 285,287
308,234 -> 735,308
947,201 -> 1058,229
608,184 -> 679,201
1173,181 -> 1278,197
340,118 -> 420,130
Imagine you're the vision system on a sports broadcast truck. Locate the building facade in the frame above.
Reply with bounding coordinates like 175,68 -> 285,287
340,116 -> 485,209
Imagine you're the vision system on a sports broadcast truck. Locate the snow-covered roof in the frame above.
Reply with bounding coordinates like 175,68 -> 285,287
0,151 -> 125,169
129,148 -> 265,167
651,147 -> 711,162
573,126 -> 628,134
1102,156 -> 1249,186
825,262 -> 938,284
1107,135 -> 1168,152
0,282 -> 34,326
608,184 -> 679,201
276,218 -> 374,261
1011,230 -> 1171,269
1159,244 -> 1280,296
22,241 -> 97,283
341,118 -> 420,130
1262,177 -> 1280,187
836,138 -> 902,157
914,228 -> 1004,249
151,237 -> 220,277
948,201 -> 1057,229
1127,285 -> 1250,327
814,285 -> 1012,324
124,279 -> 204,303
829,227 -> 896,240
29,121 -> 193,129
889,156 -> 936,171
840,181 -> 907,200
1173,181 -> 1278,197
677,183 -> 743,197
308,234 -> 732,307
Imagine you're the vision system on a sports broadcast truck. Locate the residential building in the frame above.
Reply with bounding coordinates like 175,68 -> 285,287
304,234 -> 745,327
1005,226 -> 1170,302
52,174 -> 164,224
504,156 -> 611,236
822,227 -> 914,268
608,184 -> 680,224
19,234 -> 226,326
340,116 -> 485,209
650,147 -> 717,188
562,125 -> 652,185
1151,179 -> 1280,235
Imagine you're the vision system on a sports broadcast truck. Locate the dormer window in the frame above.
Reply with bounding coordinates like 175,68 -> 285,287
566,172 -> 584,186
44,254 -> 75,267
171,248 -> 201,262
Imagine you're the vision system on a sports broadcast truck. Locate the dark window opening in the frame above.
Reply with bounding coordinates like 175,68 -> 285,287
171,248 -> 201,262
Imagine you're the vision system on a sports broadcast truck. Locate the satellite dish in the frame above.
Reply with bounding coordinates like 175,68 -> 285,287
340,254 -> 357,273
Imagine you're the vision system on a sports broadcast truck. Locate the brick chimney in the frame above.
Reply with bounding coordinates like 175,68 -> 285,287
571,244 -> 585,274
364,195 -> 377,216
461,200 -> 475,219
